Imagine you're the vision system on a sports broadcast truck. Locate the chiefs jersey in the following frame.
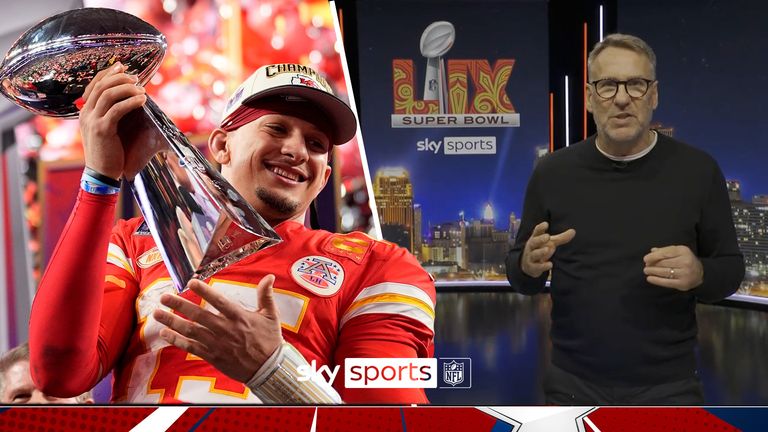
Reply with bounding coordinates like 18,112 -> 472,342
101,218 -> 435,404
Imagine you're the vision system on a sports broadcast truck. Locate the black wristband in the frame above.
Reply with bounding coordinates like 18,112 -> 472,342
84,166 -> 121,188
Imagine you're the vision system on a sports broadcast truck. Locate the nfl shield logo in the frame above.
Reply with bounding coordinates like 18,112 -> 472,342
443,360 -> 464,386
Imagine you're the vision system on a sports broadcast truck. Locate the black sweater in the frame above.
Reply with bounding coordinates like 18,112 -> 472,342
506,133 -> 744,386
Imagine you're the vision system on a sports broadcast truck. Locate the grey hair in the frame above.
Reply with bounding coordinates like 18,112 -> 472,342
587,33 -> 657,80
0,343 -> 31,395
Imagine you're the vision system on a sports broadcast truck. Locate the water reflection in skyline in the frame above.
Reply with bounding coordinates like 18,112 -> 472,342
427,292 -> 767,405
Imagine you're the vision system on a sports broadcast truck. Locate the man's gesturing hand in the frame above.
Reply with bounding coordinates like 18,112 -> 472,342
152,275 -> 283,383
643,245 -> 704,291
521,221 -> 576,278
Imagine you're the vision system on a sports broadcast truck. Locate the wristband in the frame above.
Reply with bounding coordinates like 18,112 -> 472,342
246,342 -> 342,404
80,180 -> 120,195
81,173 -> 114,188
84,166 -> 121,188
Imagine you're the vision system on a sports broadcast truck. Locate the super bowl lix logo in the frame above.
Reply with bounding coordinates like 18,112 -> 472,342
391,21 -> 519,128
291,255 -> 345,297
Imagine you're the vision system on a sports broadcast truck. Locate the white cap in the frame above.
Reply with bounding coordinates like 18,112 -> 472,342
221,63 -> 357,145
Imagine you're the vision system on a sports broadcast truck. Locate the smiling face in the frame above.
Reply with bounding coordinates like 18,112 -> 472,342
586,46 -> 659,155
209,113 -> 332,226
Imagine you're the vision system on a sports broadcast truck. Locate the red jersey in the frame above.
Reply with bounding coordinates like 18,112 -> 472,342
102,218 -> 435,403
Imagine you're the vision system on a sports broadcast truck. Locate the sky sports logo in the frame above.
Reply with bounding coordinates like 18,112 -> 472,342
416,136 -> 496,155
346,358 -> 436,388
296,358 -> 471,389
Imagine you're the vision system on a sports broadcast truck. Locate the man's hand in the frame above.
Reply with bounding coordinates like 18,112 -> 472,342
643,245 -> 704,291
152,275 -> 283,383
521,221 -> 576,278
78,62 -> 151,180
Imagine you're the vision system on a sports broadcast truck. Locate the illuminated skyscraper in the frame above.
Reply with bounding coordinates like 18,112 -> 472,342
483,203 -> 494,221
732,198 -> 768,273
727,180 -> 742,202
414,203 -> 423,257
650,122 -> 674,137
465,203 -> 507,277
728,180 -> 768,284
508,212 -> 520,242
373,167 -> 414,251
429,222 -> 465,268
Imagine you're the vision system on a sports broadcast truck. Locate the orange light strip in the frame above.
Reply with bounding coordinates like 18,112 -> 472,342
339,8 -> 344,38
583,22 -> 588,139
224,0 -> 243,85
549,92 -> 554,152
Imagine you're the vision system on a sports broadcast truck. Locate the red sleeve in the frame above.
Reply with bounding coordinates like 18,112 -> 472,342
334,316 -> 433,404
333,244 -> 436,404
29,190 -> 137,397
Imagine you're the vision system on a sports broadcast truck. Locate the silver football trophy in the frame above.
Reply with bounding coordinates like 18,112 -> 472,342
420,21 -> 455,114
0,8 -> 281,292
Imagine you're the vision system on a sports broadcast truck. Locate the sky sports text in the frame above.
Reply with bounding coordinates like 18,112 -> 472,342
296,358 -> 471,389
417,136 -> 496,154
297,358 -> 436,388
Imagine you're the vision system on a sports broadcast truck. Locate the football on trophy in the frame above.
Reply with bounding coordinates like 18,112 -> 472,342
0,7 -> 166,117
419,21 -> 456,58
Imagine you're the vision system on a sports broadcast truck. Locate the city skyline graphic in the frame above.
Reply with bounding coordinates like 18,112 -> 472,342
372,124 -> 768,294
373,166 -> 522,280
356,0 -> 550,282
619,0 -> 768,298
357,0 -> 767,294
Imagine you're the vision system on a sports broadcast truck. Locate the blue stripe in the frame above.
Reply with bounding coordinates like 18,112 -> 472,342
400,407 -> 407,432
490,419 -> 514,432
706,407 -> 768,432
188,408 -> 216,432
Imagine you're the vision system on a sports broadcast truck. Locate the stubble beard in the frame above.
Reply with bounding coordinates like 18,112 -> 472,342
599,119 -> 649,153
255,186 -> 300,215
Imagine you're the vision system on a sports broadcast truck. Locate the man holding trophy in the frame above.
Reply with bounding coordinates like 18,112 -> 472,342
27,60 -> 436,404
